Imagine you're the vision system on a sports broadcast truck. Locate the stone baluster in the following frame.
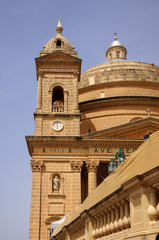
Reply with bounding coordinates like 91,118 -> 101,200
147,187 -> 158,223
92,218 -> 96,239
105,210 -> 110,235
156,190 -> 159,217
153,185 -> 159,218
96,216 -> 100,238
122,199 -> 130,229
101,212 -> 106,236
123,199 -> 130,228
118,202 -> 125,230
109,207 -> 115,233
98,214 -> 103,237
114,205 -> 120,232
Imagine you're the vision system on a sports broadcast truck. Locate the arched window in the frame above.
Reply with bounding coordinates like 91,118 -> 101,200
56,40 -> 61,47
156,233 -> 159,240
116,51 -> 120,58
52,86 -> 64,112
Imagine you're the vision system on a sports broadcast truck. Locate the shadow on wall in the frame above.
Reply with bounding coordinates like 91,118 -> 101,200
80,117 -> 96,135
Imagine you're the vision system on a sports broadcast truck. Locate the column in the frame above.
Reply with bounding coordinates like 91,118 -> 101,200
86,160 -> 99,195
70,161 -> 83,207
36,71 -> 43,112
29,160 -> 45,240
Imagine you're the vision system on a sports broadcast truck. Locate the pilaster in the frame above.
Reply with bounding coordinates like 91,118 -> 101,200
29,160 -> 45,240
36,71 -> 43,113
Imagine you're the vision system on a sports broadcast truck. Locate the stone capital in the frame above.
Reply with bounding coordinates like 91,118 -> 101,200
30,160 -> 45,172
73,71 -> 79,78
86,160 -> 99,172
37,70 -> 44,79
70,161 -> 83,172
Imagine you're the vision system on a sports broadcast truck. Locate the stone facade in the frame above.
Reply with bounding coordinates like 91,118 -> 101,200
26,20 -> 159,240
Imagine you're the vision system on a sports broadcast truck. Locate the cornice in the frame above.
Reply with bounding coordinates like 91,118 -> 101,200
79,80 -> 159,94
34,112 -> 81,117
26,136 -> 143,156
79,96 -> 159,112
83,117 -> 159,138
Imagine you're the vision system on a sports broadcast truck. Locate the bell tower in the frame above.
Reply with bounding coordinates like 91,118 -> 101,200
34,18 -> 81,136
27,19 -> 83,240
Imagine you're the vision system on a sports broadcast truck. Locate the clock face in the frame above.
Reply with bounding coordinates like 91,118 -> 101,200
52,121 -> 63,131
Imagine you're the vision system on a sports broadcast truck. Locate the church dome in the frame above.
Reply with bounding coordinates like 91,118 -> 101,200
39,18 -> 78,57
109,37 -> 123,47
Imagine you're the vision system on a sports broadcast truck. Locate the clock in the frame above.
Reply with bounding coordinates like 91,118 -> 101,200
52,121 -> 63,131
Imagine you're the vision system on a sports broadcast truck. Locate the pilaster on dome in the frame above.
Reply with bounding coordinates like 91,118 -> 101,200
39,18 -> 78,57
56,18 -> 63,34
106,33 -> 127,61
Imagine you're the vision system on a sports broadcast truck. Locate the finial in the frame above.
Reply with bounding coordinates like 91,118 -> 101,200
114,32 -> 118,40
56,17 -> 63,34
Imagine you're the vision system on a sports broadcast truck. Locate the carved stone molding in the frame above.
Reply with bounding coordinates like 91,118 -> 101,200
73,71 -> 79,78
86,160 -> 99,172
37,70 -> 44,78
70,161 -> 83,172
30,160 -> 45,172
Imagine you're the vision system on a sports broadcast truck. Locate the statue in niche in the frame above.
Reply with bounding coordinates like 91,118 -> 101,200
53,175 -> 60,193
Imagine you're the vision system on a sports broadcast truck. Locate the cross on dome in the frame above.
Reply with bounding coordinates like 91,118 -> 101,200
114,32 -> 118,40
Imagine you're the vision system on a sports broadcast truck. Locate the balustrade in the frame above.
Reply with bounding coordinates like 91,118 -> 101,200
52,105 -> 64,112
92,198 -> 131,239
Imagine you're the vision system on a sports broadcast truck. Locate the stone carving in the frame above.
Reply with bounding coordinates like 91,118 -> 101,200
37,70 -> 44,78
70,161 -> 83,171
86,160 -> 99,172
30,160 -> 45,171
53,175 -> 60,193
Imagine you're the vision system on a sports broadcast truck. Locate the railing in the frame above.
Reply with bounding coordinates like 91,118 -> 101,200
69,222 -> 85,240
52,105 -> 64,112
92,198 -> 130,239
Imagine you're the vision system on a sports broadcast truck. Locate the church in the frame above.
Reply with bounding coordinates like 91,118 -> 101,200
26,19 -> 159,240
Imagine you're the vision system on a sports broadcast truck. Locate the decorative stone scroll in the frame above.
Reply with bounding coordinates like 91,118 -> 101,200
86,160 -> 99,172
70,161 -> 83,172
30,160 -> 45,172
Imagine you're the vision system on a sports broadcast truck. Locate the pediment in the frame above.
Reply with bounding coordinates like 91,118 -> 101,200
35,51 -> 81,63
83,117 -> 159,139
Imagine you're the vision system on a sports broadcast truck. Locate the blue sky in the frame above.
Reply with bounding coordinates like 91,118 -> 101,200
0,0 -> 159,239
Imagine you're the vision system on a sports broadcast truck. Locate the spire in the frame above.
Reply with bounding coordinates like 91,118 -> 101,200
56,17 -> 63,34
